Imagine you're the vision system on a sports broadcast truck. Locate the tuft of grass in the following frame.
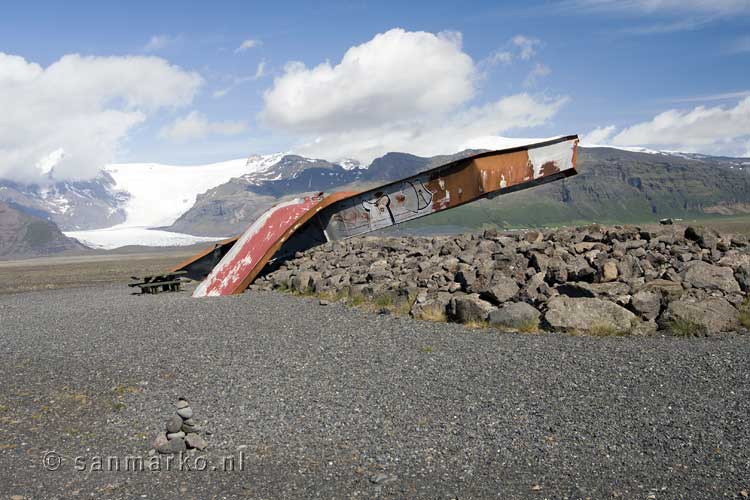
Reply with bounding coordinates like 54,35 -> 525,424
393,294 -> 417,316
739,299 -> 750,329
318,289 -> 348,303
464,320 -> 489,330
374,295 -> 394,308
668,317 -> 705,337
417,305 -> 448,322
587,323 -> 627,337
277,282 -> 289,292
420,346 -> 433,354
348,295 -> 366,307
516,318 -> 540,334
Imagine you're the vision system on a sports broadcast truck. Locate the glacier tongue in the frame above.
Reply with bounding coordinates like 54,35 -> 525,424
64,226 -> 226,249
61,153 -> 285,249
105,153 -> 285,228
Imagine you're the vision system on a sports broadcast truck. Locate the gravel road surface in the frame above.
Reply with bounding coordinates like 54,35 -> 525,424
0,285 -> 748,499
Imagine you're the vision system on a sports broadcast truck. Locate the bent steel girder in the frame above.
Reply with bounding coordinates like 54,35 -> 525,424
178,135 -> 579,297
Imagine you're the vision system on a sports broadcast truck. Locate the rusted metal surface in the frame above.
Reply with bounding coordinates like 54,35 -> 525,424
169,236 -> 240,281
318,136 -> 578,240
183,135 -> 578,297
192,192 -> 356,297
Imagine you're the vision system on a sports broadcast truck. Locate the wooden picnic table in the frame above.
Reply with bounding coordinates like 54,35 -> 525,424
128,270 -> 188,294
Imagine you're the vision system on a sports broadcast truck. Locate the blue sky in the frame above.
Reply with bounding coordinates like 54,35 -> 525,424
1,0 -> 749,180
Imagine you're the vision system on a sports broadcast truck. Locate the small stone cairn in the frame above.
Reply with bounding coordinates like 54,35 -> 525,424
152,397 -> 207,454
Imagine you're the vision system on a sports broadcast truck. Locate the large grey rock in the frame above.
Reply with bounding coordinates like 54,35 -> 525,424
640,279 -> 685,300
545,296 -> 637,333
718,251 -> 750,270
556,282 -> 630,305
177,407 -> 193,419
292,271 -> 322,293
448,294 -> 494,323
631,290 -> 661,320
520,272 -> 552,304
736,264 -> 749,292
488,302 -> 541,330
480,275 -> 519,304
152,431 -> 168,450
660,297 -> 739,335
601,260 -> 618,282
685,226 -> 719,249
545,257 -> 568,284
682,261 -> 741,293
166,415 -> 183,433
157,437 -> 187,454
566,258 -> 597,283
185,433 -> 208,450
410,298 -> 448,321
616,254 -> 643,279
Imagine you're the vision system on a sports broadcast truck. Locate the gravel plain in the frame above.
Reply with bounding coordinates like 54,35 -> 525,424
0,284 -> 748,499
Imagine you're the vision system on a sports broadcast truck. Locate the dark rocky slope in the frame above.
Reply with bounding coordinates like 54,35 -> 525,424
169,147 -> 750,237
0,202 -> 88,258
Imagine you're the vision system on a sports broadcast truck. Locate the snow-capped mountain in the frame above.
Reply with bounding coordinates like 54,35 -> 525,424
2,140 -> 749,250
103,153 -> 284,229
0,172 -> 128,230
0,153 -> 286,249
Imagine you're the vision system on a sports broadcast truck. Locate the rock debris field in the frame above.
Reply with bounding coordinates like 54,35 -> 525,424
252,224 -> 750,336
0,224 -> 748,498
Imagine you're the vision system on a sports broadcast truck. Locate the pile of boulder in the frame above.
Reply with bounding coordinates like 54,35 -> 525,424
250,224 -> 750,335
151,398 -> 207,454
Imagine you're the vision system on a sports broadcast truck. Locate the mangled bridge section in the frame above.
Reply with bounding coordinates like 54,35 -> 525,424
178,135 -> 579,297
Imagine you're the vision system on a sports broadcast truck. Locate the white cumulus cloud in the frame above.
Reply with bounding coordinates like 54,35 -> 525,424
0,52 -> 203,182
261,29 -> 475,133
294,93 -> 567,162
159,111 -> 248,142
588,98 -> 750,156
581,125 -> 617,144
260,28 -> 566,162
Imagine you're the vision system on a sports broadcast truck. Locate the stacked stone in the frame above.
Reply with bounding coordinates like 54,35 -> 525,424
249,224 -> 750,336
152,398 -> 207,454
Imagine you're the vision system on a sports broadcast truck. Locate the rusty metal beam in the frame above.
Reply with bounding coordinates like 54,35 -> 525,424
181,136 -> 579,297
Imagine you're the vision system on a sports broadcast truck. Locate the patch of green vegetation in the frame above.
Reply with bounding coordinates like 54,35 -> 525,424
516,318 -> 540,334
668,317 -> 705,337
112,401 -> 126,411
417,305 -> 447,323
587,323 -> 627,337
318,289 -> 349,303
374,294 -> 394,308
348,295 -> 366,307
739,299 -> 750,329
464,320 -> 489,330
420,346 -> 433,354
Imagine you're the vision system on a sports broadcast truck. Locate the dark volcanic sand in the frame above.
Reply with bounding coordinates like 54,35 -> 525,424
0,285 -> 748,499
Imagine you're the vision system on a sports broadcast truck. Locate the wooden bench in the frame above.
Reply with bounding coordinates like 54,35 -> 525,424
129,271 -> 187,294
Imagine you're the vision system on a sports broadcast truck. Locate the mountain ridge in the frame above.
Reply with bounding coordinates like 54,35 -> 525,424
0,201 -> 88,258
1,145 -> 749,247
